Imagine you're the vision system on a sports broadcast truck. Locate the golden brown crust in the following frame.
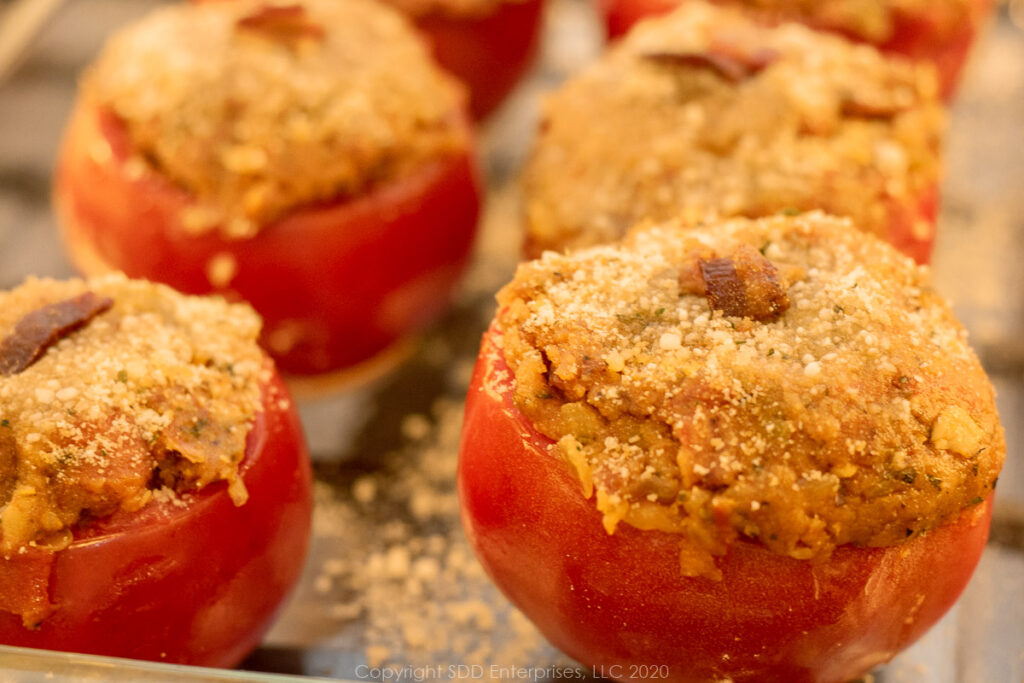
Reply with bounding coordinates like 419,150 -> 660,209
0,275 -> 265,555
82,0 -> 469,238
498,213 -> 1004,565
523,1 -> 943,256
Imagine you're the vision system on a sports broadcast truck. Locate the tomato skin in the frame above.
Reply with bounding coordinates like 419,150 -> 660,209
55,101 -> 482,378
458,326 -> 992,683
0,368 -> 313,668
600,0 -> 991,99
414,0 -> 545,119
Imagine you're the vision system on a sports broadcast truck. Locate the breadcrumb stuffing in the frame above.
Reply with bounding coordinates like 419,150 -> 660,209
498,213 -> 1004,565
0,274 -> 264,556
82,0 -> 468,237
523,1 -> 943,256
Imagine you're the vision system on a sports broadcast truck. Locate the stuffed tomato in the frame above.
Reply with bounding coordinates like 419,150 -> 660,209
56,0 -> 482,384
460,213 -> 1004,682
523,3 -> 943,263
0,275 -> 312,667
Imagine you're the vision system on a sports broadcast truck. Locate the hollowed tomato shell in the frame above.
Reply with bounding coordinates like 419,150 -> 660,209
0,368 -> 313,668
599,0 -> 992,99
458,325 -> 992,683
55,101 -> 482,379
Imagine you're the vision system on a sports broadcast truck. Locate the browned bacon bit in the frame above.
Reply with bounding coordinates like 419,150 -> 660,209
840,93 -> 910,120
699,257 -> 745,314
0,292 -> 113,376
699,245 -> 789,322
643,46 -> 778,84
235,3 -> 325,48
711,41 -> 780,74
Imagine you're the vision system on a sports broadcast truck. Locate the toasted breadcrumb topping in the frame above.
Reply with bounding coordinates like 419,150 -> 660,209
681,0 -> 986,44
523,2 -> 943,256
83,0 -> 469,238
0,275 -> 264,555
497,213 -> 1004,571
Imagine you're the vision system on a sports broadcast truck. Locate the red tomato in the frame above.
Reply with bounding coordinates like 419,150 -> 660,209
458,325 -> 993,683
0,367 -> 313,668
55,101 -> 482,382
414,0 -> 546,119
599,0 -> 992,99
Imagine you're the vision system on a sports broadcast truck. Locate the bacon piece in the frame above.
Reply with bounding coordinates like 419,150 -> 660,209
699,245 -> 789,321
235,4 -> 325,48
699,258 -> 745,314
0,292 -> 113,376
840,94 -> 911,120
643,46 -> 779,84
